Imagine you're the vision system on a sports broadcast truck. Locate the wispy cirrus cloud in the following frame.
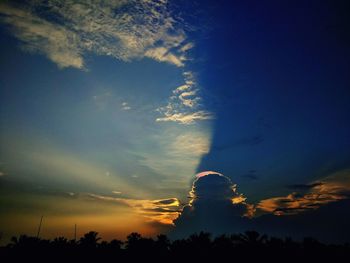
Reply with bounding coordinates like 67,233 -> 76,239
256,169 -> 350,216
0,1 -> 213,125
0,3 -> 84,68
156,110 -> 213,125
156,71 -> 214,124
145,46 -> 185,67
0,0 -> 192,69
121,102 -> 131,111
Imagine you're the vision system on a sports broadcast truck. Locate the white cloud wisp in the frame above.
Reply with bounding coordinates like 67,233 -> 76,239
0,0 -> 192,69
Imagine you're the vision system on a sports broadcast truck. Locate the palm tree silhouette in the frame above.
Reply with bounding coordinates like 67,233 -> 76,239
238,231 -> 267,247
155,234 -> 170,253
213,234 -> 234,251
188,232 -> 212,251
79,231 -> 101,248
3,230 -> 349,261
10,235 -> 40,248
51,237 -> 69,249
126,232 -> 142,250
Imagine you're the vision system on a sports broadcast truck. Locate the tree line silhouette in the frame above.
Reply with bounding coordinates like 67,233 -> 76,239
1,230 -> 349,261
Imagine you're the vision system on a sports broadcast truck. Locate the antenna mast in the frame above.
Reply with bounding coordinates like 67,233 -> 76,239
36,215 -> 43,238
74,224 -> 77,241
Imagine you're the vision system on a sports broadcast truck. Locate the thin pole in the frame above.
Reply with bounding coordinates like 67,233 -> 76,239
36,215 -> 43,238
74,224 -> 77,241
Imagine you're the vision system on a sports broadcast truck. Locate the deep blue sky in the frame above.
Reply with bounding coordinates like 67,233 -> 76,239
195,0 -> 350,200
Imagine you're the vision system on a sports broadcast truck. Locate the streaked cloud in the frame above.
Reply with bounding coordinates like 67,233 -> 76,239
179,42 -> 194,53
0,1 -> 213,125
256,169 -> 350,216
179,90 -> 199,108
145,46 -> 185,67
156,110 -> 213,124
87,193 -> 180,225
121,102 -> 131,111
0,3 -> 83,69
0,0 -> 192,69
156,71 -> 214,124
173,84 -> 191,93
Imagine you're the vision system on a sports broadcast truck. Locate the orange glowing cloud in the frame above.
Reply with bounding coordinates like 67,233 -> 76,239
256,169 -> 350,216
86,194 -> 181,225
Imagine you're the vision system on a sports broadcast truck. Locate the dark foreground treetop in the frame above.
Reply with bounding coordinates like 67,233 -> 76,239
1,230 -> 349,262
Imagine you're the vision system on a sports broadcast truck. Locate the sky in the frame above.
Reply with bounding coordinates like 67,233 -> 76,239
0,0 -> 350,244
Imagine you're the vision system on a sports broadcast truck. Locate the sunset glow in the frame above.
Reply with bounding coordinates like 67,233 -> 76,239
1,0 -> 350,246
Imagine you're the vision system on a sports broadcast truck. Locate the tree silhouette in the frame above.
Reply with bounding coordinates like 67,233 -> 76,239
126,232 -> 155,254
125,232 -> 142,251
154,234 -> 170,255
213,234 -> 234,252
238,230 -> 267,248
51,237 -> 69,249
187,232 -> 212,252
1,230 -> 349,261
79,231 -> 101,249
108,239 -> 123,250
10,235 -> 40,248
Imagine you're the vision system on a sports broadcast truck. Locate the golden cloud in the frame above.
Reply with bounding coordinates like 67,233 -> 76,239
256,169 -> 350,216
86,194 -> 181,225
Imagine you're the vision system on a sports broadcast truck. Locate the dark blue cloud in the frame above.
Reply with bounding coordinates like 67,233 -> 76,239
171,172 -> 251,239
172,171 -> 350,243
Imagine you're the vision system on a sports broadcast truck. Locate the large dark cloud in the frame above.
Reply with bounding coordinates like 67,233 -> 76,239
171,171 -> 350,243
171,172 -> 250,239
